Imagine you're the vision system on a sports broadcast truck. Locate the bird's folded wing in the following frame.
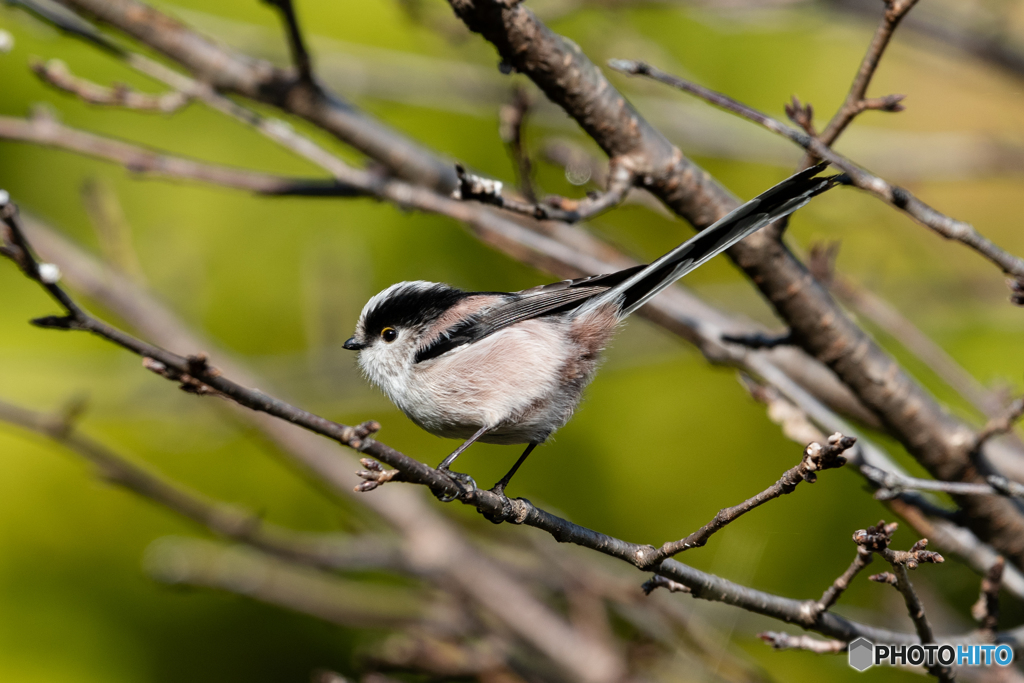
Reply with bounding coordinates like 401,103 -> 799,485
414,284 -> 613,363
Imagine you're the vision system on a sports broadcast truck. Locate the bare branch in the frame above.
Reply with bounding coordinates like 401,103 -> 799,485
262,0 -> 315,85
24,0 -> 456,189
720,330 -> 794,350
641,575 -> 691,595
654,434 -> 854,558
0,115 -> 360,195
887,497 -> 1024,600
816,547 -> 873,613
608,58 -> 1024,285
145,538 -> 420,628
31,57 -> 189,112
976,396 -> 1024,447
0,196 -> 464,497
453,162 -> 633,223
817,0 -> 918,147
864,465 -> 1024,502
972,557 -> 1005,636
0,397 -> 408,575
500,86 -> 537,202
759,632 -> 846,654
853,521 -> 953,681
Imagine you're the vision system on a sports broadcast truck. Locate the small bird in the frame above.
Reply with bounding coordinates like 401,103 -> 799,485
344,164 -> 841,498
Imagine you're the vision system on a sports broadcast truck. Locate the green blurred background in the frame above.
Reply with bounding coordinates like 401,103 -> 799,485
1,0 -> 1023,680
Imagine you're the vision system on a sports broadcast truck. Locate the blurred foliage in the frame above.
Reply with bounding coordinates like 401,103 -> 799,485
1,0 -> 1023,681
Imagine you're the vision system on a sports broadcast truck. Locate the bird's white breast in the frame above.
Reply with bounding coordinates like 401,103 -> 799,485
386,319 -> 573,444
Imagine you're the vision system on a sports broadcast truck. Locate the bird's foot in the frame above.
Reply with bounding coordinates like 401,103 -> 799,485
435,467 -> 477,502
482,481 -> 514,524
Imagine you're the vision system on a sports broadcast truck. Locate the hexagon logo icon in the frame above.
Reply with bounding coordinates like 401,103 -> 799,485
848,638 -> 874,671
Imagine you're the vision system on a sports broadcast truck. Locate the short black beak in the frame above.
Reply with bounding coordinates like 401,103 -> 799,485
343,337 -> 366,351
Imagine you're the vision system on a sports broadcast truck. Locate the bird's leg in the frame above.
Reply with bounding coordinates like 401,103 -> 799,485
483,442 -> 538,524
435,425 -> 489,500
491,442 -> 537,498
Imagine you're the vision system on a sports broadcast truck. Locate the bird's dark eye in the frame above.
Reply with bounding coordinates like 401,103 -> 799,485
381,327 -> 398,343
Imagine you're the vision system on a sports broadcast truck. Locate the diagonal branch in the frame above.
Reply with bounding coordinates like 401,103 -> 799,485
759,632 -> 846,654
0,397 -> 408,575
608,59 -> 1024,283
0,196 -> 463,497
654,434 -> 854,558
816,547 -> 874,614
0,115 -> 362,196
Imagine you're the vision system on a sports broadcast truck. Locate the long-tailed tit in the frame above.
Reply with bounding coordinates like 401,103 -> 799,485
344,164 -> 842,497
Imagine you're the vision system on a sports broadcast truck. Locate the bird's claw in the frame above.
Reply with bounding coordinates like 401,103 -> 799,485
435,468 -> 477,502
483,484 -> 513,524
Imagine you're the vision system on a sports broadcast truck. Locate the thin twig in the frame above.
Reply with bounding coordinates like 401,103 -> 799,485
500,86 -> 537,202
641,575 -> 691,595
972,556 -> 1005,637
14,0 -> 455,189
720,330 -> 794,350
31,57 -> 189,112
608,59 -> 1024,285
758,632 -> 846,654
262,0 -> 315,85
815,547 -> 873,613
453,162 -> 633,223
887,497 -> 1024,600
853,521 -> 953,681
653,434 -> 855,559
0,115 -> 360,195
816,0 -> 919,148
863,464 -> 1024,502
0,397 -> 408,574
975,395 -> 1024,447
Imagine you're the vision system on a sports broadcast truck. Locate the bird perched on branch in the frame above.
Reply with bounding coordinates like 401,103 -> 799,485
344,164 -> 842,500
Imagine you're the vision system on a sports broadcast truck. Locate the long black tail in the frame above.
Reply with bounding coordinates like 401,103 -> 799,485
578,163 -> 843,319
